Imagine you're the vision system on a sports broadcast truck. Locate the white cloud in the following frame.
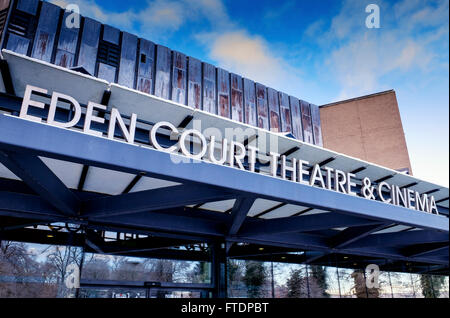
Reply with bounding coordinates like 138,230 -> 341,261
311,0 -> 449,99
50,0 -> 231,39
198,30 -> 305,95
50,0 -> 135,30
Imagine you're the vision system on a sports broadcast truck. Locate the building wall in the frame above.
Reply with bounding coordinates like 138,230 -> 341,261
320,90 -> 413,174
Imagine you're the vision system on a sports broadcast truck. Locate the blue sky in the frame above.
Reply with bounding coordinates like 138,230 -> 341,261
50,0 -> 449,187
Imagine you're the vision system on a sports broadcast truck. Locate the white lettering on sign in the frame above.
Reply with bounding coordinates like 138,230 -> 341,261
18,85 -> 440,215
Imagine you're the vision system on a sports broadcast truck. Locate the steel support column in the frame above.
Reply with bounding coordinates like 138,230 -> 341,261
211,241 -> 227,298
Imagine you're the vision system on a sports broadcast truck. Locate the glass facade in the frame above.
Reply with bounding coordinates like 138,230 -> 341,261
226,260 -> 449,299
0,240 -> 448,298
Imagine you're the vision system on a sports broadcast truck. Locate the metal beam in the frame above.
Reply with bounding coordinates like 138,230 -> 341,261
228,197 -> 256,236
226,197 -> 256,253
90,211 -> 225,237
328,223 -> 388,248
1,115 -> 446,232
404,245 -> 449,258
238,213 -> 383,237
345,230 -> 449,249
0,217 -> 47,231
0,191 -> 76,221
0,150 -> 80,216
82,184 -> 235,218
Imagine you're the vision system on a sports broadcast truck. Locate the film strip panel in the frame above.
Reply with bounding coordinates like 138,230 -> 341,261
301,100 -> 314,144
267,87 -> 281,133
187,56 -> 201,109
55,10 -> 80,68
311,104 -> 323,147
243,78 -> 257,126
279,92 -> 292,134
256,83 -> 269,130
154,45 -> 171,100
136,39 -> 155,94
289,96 -> 303,141
77,17 -> 101,76
202,62 -> 216,114
230,73 -> 244,123
171,51 -> 187,105
118,32 -> 138,89
217,68 -> 230,118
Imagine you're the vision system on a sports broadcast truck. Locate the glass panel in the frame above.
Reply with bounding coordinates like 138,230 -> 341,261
0,241 -> 83,298
272,263 -> 309,298
227,259 -> 246,298
389,271 -> 416,298
308,265 -> 330,298
228,260 -> 271,298
337,268 -> 358,298
410,273 -> 423,298
325,266 -> 341,298
81,253 -> 210,284
438,276 -> 449,298
377,271 -> 393,298
78,287 -> 146,298
149,289 -> 203,299
421,275 -> 449,298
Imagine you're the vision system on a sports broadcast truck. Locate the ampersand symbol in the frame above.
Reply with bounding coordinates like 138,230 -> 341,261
361,177 -> 376,200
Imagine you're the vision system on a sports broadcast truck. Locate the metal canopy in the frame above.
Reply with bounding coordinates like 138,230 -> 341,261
0,49 -> 448,276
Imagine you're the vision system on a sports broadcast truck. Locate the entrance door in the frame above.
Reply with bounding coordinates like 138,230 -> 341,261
78,281 -> 210,298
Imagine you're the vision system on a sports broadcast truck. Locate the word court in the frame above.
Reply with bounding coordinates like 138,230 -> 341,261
18,85 -> 439,215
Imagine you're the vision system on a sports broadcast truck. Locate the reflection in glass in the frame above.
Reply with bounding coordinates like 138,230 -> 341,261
0,241 -> 82,298
389,271 -> 415,298
377,271 -> 393,298
81,253 -> 210,284
283,264 -> 309,298
308,265 -> 330,298
337,268 -> 358,298
325,267 -> 341,298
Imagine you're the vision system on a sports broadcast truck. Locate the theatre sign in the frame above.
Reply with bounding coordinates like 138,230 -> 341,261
19,85 -> 439,215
